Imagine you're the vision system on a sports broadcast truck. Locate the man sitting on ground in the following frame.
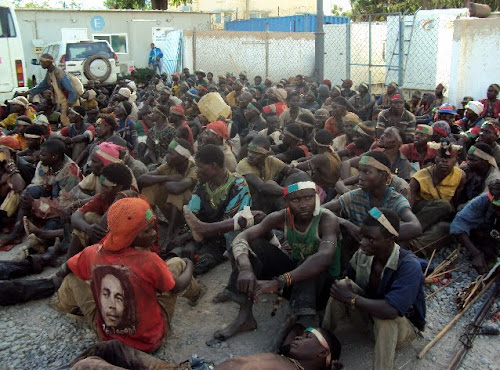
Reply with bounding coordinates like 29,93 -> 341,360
450,179 -> 500,274
272,122 -> 310,164
236,135 -> 296,213
0,139 -> 82,247
16,124 -> 44,184
377,94 -> 416,143
458,142 -> 500,207
65,163 -> 135,260
211,173 -> 340,344
51,197 -> 201,352
139,139 -> 197,240
324,151 -> 421,268
323,208 -> 425,370
0,163 -> 134,287
477,121 -> 500,166
179,144 -> 251,275
293,129 -> 341,201
407,139 -> 466,255
199,120 -> 237,172
400,124 -> 437,171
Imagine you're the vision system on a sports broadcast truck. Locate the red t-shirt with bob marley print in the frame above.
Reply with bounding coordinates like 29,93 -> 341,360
68,244 -> 175,352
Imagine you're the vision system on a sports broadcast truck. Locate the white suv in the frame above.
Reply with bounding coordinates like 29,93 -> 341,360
31,40 -> 120,87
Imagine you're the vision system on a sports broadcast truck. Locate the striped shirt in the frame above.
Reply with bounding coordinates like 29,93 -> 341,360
339,187 -> 410,227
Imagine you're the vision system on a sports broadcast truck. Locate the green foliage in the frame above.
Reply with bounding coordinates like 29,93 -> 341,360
15,0 -> 51,8
350,0 -> 499,15
122,68 -> 153,85
330,4 -> 351,17
15,0 -> 83,8
105,0 -> 191,10
104,0 -> 146,9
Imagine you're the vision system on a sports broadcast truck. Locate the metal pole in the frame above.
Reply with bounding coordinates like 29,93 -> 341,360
192,28 -> 197,72
314,0 -> 325,82
346,16 -> 351,79
265,23 -> 270,78
398,14 -> 404,86
368,14 -> 372,94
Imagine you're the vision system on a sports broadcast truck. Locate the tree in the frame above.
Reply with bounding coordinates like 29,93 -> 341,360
104,0 -> 191,10
330,4 -> 351,17
350,0 -> 499,15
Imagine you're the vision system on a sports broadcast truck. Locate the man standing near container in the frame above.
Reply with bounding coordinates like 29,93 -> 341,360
148,43 -> 163,76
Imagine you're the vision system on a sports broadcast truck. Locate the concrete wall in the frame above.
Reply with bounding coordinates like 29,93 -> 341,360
183,30 -> 315,81
15,9 -> 212,82
448,17 -> 500,106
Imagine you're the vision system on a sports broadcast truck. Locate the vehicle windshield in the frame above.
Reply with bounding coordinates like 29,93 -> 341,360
66,42 -> 113,61
0,7 -> 16,38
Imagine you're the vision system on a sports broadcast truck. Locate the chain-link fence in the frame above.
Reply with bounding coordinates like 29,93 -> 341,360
324,10 -> 464,98
182,10 -> 463,93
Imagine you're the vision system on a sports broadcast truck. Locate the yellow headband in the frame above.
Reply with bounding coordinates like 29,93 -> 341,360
359,155 -> 391,174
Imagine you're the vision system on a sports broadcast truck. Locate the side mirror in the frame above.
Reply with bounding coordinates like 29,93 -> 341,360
31,59 -> 39,65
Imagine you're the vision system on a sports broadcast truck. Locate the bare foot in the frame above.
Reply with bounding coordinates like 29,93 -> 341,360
213,311 -> 257,341
23,216 -> 43,238
188,282 -> 207,307
183,206 -> 206,242
212,289 -> 231,303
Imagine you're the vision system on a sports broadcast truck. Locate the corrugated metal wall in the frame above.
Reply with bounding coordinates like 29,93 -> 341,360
225,14 -> 349,32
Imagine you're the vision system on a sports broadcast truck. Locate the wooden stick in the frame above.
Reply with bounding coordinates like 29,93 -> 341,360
426,278 -> 457,300
424,249 -> 436,277
424,265 -> 466,284
427,251 -> 459,279
413,235 -> 450,254
417,278 -> 496,359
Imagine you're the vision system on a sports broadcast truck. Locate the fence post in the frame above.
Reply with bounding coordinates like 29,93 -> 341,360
398,15 -> 404,86
192,28 -> 197,72
265,23 -> 270,78
314,0 -> 325,82
346,17 -> 351,79
368,14 -> 372,94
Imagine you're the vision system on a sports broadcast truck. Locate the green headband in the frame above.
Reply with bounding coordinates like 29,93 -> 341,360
247,144 -> 270,155
169,140 -> 192,159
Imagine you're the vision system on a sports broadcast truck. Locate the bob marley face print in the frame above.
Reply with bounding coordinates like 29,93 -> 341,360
92,265 -> 138,335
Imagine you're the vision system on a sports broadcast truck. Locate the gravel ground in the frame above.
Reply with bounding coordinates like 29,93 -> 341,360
1,243 -> 499,369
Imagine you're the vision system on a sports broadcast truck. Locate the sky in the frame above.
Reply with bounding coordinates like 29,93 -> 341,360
32,0 -> 351,13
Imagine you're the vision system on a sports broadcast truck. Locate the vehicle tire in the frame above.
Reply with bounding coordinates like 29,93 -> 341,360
83,55 -> 112,82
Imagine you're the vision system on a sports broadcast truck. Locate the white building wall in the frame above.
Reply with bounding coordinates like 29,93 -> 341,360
448,17 -> 500,107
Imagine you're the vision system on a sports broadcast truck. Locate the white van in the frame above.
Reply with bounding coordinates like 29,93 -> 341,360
32,40 -> 120,87
0,0 -> 27,102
